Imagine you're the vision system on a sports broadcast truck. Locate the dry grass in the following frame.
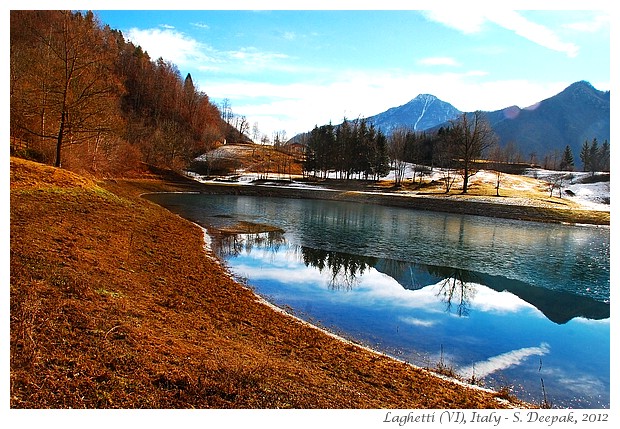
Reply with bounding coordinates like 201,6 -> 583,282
380,171 -> 582,207
10,157 -> 524,409
202,143 -> 304,176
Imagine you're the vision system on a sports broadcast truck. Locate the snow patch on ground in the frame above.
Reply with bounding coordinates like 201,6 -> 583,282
522,169 -> 610,211
186,164 -> 610,212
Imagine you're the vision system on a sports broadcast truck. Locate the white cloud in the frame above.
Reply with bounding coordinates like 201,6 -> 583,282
471,284 -> 537,313
549,366 -> 609,398
424,9 -> 579,58
202,69 -> 569,137
399,316 -> 436,328
282,31 -> 297,41
126,27 -> 210,67
125,27 -> 292,74
226,47 -> 290,68
191,22 -> 211,30
234,263 -> 327,285
418,57 -> 461,67
486,10 -> 579,58
563,14 -> 610,33
423,10 -> 487,34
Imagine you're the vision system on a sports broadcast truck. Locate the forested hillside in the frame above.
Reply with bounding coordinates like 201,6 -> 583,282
10,10 -> 228,176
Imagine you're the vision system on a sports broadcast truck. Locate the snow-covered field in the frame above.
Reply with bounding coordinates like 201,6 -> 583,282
186,163 -> 610,212
522,169 -> 610,211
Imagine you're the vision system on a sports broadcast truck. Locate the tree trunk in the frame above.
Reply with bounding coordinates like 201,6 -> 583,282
462,167 -> 469,194
55,110 -> 66,167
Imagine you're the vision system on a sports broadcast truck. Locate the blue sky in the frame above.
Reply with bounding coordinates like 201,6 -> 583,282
91,2 -> 611,141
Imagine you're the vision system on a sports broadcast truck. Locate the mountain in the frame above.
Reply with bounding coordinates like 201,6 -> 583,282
366,94 -> 462,133
291,81 -> 610,168
482,81 -> 610,165
369,81 -> 610,168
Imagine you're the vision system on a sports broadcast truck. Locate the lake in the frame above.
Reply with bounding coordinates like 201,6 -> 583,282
145,192 -> 610,408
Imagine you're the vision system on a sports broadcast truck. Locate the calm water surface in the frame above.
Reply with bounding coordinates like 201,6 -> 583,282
145,193 -> 610,408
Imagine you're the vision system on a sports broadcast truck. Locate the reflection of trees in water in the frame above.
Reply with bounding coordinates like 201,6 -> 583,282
301,247 -> 377,291
299,245 -> 479,304
210,230 -> 286,259
427,267 -> 478,317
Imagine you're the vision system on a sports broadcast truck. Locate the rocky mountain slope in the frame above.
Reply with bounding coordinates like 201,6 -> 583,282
365,94 -> 461,133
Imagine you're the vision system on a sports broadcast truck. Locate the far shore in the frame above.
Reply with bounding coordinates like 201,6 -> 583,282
146,172 -> 610,226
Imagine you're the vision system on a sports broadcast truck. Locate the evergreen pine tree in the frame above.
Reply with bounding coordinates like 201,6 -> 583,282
580,139 -> 591,172
600,140 -> 610,172
589,138 -> 600,172
559,145 -> 575,171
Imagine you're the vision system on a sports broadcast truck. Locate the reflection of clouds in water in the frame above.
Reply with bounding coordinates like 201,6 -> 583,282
571,317 -> 610,326
546,367 -> 608,402
469,285 -> 537,313
457,343 -> 550,379
234,262 -> 327,285
232,246 -> 537,316
398,316 -> 436,328
360,272 -> 533,315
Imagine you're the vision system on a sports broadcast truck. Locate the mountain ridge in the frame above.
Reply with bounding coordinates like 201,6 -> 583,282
293,81 -> 609,168
480,80 -> 610,165
365,93 -> 462,133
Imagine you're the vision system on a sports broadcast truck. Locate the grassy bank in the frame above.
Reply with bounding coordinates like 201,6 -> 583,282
10,157 -> 528,409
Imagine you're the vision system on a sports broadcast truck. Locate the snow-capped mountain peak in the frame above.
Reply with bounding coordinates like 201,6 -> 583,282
366,94 -> 461,133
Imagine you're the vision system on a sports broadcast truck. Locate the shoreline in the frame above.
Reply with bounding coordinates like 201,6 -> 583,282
9,158 -> 541,409
154,176 -> 610,226
191,221 -> 507,402
139,174 -> 609,407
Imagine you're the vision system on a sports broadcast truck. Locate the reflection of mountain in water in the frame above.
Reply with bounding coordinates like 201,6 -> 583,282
299,247 -> 610,324
209,229 -> 609,325
373,258 -> 609,325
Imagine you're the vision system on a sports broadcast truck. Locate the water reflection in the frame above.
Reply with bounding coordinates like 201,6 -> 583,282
301,247 -> 377,291
209,228 -> 286,258
145,193 -> 609,302
209,231 -> 609,325
143,193 -> 609,408
436,270 -> 477,317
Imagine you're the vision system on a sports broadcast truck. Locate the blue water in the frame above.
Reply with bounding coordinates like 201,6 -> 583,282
145,193 -> 610,408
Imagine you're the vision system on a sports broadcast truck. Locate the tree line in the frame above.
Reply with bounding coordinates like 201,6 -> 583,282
302,118 -> 390,180
11,11 -> 609,183
10,10 -> 227,175
303,108 -> 609,194
579,138 -> 610,173
304,111 -> 498,193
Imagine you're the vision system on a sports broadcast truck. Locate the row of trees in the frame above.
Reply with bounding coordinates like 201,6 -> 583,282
552,138 -> 610,173
10,10 -> 226,174
303,118 -> 391,180
303,112 -> 498,194
580,138 -> 610,173
303,108 -> 610,195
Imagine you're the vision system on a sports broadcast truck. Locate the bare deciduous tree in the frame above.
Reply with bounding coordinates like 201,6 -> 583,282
448,111 -> 498,194
388,127 -> 409,187
11,11 -> 123,168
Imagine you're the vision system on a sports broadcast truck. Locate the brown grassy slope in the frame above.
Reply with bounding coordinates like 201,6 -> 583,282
10,157 -> 524,409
